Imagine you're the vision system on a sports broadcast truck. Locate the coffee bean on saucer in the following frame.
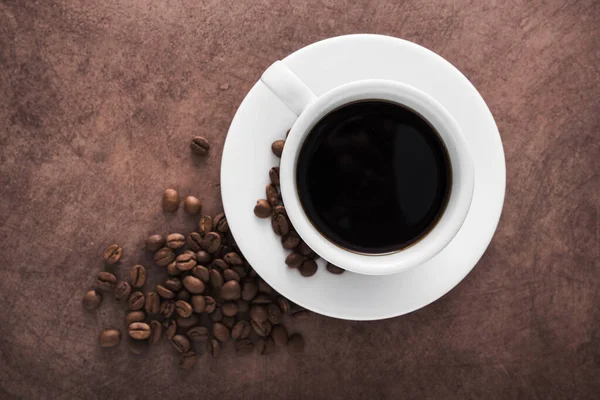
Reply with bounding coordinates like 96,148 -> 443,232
224,269 -> 240,282
166,233 -> 185,249
269,166 -> 280,186
271,324 -> 288,347
281,231 -> 301,249
271,213 -> 289,236
166,320 -> 177,339
212,322 -> 230,342
149,321 -> 162,345
266,183 -> 278,207
288,333 -> 305,353
249,305 -> 268,323
175,300 -> 193,318
195,250 -> 212,264
130,264 -> 147,287
99,328 -> 121,348
207,339 -> 221,358
163,278 -> 182,292
186,232 -> 203,252
326,263 -> 345,274
128,291 -> 145,310
251,320 -> 272,337
214,213 -> 228,233
271,140 -> 285,157
204,296 -> 216,313
276,297 -> 291,314
146,234 -> 165,252
273,205 -> 286,216
285,253 -> 303,269
241,280 -> 258,301
126,311 -> 145,324
221,280 -> 241,300
223,252 -> 243,266
254,199 -> 272,218
180,351 -> 198,369
96,272 -> 117,292
82,290 -> 102,310
114,281 -> 131,301
160,300 -> 175,318
222,301 -> 239,317
177,314 -> 199,329
300,259 -> 318,277
190,136 -> 210,156
154,247 -> 175,267
232,320 -> 251,340
297,241 -> 315,257
128,322 -> 151,340
162,188 -> 180,212
187,326 -> 209,342
183,275 -> 205,294
184,196 -> 202,214
267,303 -> 282,324
198,215 -> 213,236
145,292 -> 160,315
210,269 -> 224,290
171,334 -> 191,353
201,232 -> 221,254
103,244 -> 123,265
235,339 -> 254,355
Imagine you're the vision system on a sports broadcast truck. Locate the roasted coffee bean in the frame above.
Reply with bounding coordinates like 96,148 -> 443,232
162,188 -> 180,212
241,281 -> 258,301
232,320 -> 252,340
250,305 -> 268,323
166,233 -> 186,249
222,316 -> 236,329
128,322 -> 151,340
201,232 -> 221,254
271,213 -> 289,236
251,319 -> 272,337
184,196 -> 202,214
300,259 -> 318,277
223,269 -> 240,282
297,241 -> 313,256
258,278 -> 272,294
184,232 -> 202,252
282,231 -> 301,249
237,299 -> 250,313
252,294 -> 272,305
175,300 -> 193,318
166,320 -> 177,339
223,252 -> 242,267
285,252 -> 303,268
204,296 -> 216,313
155,247 -> 175,267
213,213 -> 228,234
187,326 -> 209,342
160,300 -> 176,318
211,258 -> 229,270
268,303 -> 283,324
232,266 -> 247,279
191,265 -> 210,283
146,234 -> 165,252
273,205 -> 287,216
326,263 -> 345,274
177,314 -> 199,329
222,301 -> 239,317
288,333 -> 305,353
96,272 -> 117,292
130,265 -> 147,287
191,295 -> 205,313
210,308 -> 223,322
271,140 -> 285,157
177,289 -> 191,301
212,322 -> 230,342
149,321 -> 162,345
220,280 -> 241,300
171,334 -> 191,353
293,310 -> 311,320
207,339 -> 221,358
174,253 -> 196,272
99,328 -> 121,348
182,275 -> 205,294
210,269 -> 224,290
198,215 -> 213,236
128,291 -> 145,310
269,166 -> 280,186
180,351 -> 198,369
163,277 -> 182,292
154,285 -> 174,300
256,338 -> 275,355
82,290 -> 102,310
235,339 -> 254,355
103,244 -> 123,265
145,292 -> 160,315
126,311 -> 145,324
195,250 -> 212,264
271,325 -> 288,347
190,136 -> 210,156
254,199 -> 272,218
277,297 -> 291,314
266,183 -> 279,206
167,261 -> 180,276
114,281 -> 131,301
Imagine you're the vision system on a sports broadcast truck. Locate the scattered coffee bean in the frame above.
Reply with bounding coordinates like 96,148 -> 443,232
271,213 -> 289,236
224,316 -> 237,330
232,320 -> 252,340
166,233 -> 186,249
220,280 -> 241,300
128,322 -> 151,340
204,296 -> 216,313
300,259 -> 318,277
266,183 -> 278,206
198,215 -> 213,236
103,244 -> 123,265
326,262 -> 345,274
214,213 -> 229,233
288,333 -> 305,353
128,291 -> 145,310
250,305 -> 268,323
175,300 -> 193,318
282,231 -> 301,249
149,321 -> 162,345
163,278 -> 182,292
237,299 -> 250,313
99,328 -> 121,348
269,166 -> 280,186
96,272 -> 117,292
130,264 -> 147,287
252,294 -> 272,304
254,199 -> 272,218
162,188 -> 180,212
145,292 -> 160,315
126,311 -> 145,324
171,334 -> 191,353
201,232 -> 221,254
277,297 -> 291,314
271,324 -> 288,347
210,269 -> 224,290
223,252 -> 243,266
271,140 -> 285,157
166,320 -> 177,339
190,136 -> 210,156
191,266 -> 210,283
211,258 -> 229,270
256,337 -> 275,355
160,300 -> 176,318
114,281 -> 131,301
251,319 -> 272,337
207,339 -> 221,358
82,290 -> 102,310
175,253 -> 196,272
167,261 -> 180,276
241,281 -> 258,301
180,351 -> 198,369
258,278 -> 272,294
195,250 -> 212,264
182,275 -> 205,294
146,234 -> 165,252
222,301 -> 239,317
177,314 -> 199,329
235,339 -> 254,355
212,322 -> 231,342
187,326 -> 209,342
232,266 -> 246,279
285,253 -> 303,269
183,196 -> 202,214
155,247 -> 175,267
223,269 -> 240,282
268,303 -> 283,324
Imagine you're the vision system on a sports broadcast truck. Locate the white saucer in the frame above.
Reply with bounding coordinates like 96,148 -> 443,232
221,34 -> 505,321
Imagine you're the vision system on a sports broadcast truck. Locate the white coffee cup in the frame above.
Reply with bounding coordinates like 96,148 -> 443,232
261,61 -> 474,276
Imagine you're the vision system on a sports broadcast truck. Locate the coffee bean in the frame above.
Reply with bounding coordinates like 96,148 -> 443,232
160,300 -> 176,318
276,297 -> 291,314
167,261 -> 180,276
155,247 -> 175,267
103,244 -> 123,265
198,215 -> 213,236
207,339 -> 221,358
223,269 -> 240,282
166,233 -> 186,249
114,281 -> 131,301
211,258 -> 229,270
175,300 -> 192,318
166,320 -> 177,339
285,252 -> 303,268
189,267 -> 208,285
162,277 -> 182,292
254,199 -> 272,218
231,320 -> 251,340
145,292 -> 160,315
82,290 -> 102,310
267,303 -> 282,324
271,140 -> 285,157
220,280 -> 241,300
146,234 -> 165,252
271,213 -> 289,236
190,136 -> 210,156
235,339 -> 254,355
180,351 -> 198,369
297,241 -> 313,256
210,269 -> 224,290
96,272 -> 117,292
258,278 -> 272,294
130,265 -> 147,288
300,259 -> 318,277
174,254 -> 196,273
266,183 -> 279,206
222,252 -> 241,267
251,319 -> 272,337
250,305 -> 268,323
195,250 -> 212,264
237,299 -> 250,313
293,310 -> 311,320
182,275 -> 205,294
282,231 -> 301,249
201,232 -> 221,254
326,262 -> 345,274
256,338 -> 275,355
99,328 -> 121,348
171,334 -> 191,353
213,213 -> 228,233
183,196 -> 202,214
212,322 -> 230,342
187,326 -> 209,342
126,311 -> 145,324
273,205 -> 287,216
149,321 -> 162,345
177,314 -> 199,328
232,266 -> 247,280
241,281 -> 258,301
269,166 -> 280,186
204,296 -> 216,313
288,333 -> 305,353
162,188 -> 180,212
177,289 -> 191,301
271,324 -> 289,347
222,301 -> 239,317
128,291 -> 145,310
128,322 -> 151,340
222,316 -> 235,330
252,294 -> 272,304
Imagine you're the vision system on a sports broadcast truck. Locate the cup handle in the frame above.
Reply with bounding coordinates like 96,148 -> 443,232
260,61 -> 317,116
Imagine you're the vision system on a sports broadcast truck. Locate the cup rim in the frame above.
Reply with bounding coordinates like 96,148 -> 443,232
280,79 -> 474,275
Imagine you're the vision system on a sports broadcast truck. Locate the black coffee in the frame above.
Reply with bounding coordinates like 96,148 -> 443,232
296,100 -> 451,254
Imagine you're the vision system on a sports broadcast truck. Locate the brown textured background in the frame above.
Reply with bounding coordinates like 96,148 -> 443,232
1,0 -> 599,399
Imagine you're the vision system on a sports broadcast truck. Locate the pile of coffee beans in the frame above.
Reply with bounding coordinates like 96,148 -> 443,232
254,135 -> 345,276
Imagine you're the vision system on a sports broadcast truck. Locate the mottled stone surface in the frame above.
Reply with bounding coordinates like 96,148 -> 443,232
0,0 -> 598,399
